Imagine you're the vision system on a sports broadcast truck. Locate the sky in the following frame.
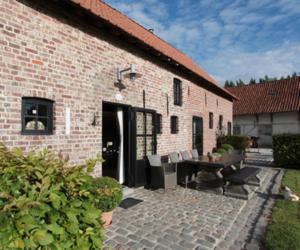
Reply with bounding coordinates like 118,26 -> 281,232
104,0 -> 300,85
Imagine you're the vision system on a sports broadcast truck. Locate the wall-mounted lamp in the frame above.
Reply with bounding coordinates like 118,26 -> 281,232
117,64 -> 142,82
92,112 -> 101,126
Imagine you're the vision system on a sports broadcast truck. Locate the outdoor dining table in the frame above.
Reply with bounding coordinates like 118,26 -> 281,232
181,153 -> 245,193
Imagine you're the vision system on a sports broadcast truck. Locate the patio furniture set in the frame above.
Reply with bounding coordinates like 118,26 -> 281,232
147,150 -> 261,200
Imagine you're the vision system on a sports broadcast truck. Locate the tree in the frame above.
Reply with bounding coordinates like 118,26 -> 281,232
236,79 -> 245,86
224,80 -> 235,87
249,78 -> 256,84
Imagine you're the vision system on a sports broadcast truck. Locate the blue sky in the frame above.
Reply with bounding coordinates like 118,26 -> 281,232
104,0 -> 300,84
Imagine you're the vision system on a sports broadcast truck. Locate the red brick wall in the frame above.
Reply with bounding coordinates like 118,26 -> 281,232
0,0 -> 233,175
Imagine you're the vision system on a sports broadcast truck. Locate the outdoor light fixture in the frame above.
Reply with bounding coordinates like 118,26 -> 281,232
117,64 -> 142,82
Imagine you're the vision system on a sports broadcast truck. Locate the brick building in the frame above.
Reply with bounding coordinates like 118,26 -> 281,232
0,0 -> 235,187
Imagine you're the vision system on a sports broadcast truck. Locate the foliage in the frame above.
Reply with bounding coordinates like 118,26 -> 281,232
224,72 -> 300,87
217,135 -> 248,151
265,170 -> 300,250
0,143 -> 104,250
220,144 -> 234,153
93,177 -> 123,213
215,148 -> 227,156
211,153 -> 222,158
273,134 -> 300,167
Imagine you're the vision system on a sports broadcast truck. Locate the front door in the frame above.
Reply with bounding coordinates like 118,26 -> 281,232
193,116 -> 203,155
131,108 -> 157,187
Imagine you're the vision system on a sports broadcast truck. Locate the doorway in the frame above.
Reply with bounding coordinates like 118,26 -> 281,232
102,102 -> 131,186
192,116 -> 203,155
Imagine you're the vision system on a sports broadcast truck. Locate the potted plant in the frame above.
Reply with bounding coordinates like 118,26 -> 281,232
93,177 -> 123,227
207,152 -> 222,162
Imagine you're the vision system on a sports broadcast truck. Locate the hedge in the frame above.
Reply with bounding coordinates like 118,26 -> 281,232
273,134 -> 300,167
217,135 -> 248,151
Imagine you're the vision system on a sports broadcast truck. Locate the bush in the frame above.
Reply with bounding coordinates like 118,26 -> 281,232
0,143 -> 104,249
273,134 -> 300,167
218,135 -> 248,151
93,177 -> 123,212
215,148 -> 227,156
220,144 -> 234,153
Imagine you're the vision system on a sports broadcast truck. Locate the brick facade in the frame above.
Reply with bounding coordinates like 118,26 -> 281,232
0,0 -> 233,176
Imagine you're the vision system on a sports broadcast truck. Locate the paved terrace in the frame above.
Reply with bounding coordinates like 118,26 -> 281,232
104,151 -> 282,250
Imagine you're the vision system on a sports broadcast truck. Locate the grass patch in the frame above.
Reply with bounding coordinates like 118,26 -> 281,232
265,169 -> 300,250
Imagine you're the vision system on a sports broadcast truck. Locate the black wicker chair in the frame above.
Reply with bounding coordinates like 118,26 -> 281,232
147,155 -> 177,190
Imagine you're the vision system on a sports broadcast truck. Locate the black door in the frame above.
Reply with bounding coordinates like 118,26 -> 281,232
193,116 -> 203,155
131,108 -> 157,187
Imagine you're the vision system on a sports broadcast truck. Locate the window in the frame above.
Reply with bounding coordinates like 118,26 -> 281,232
156,113 -> 162,134
209,112 -> 214,129
233,125 -> 241,135
173,78 -> 182,106
227,122 -> 232,135
171,116 -> 179,134
22,97 -> 54,135
219,115 -> 223,129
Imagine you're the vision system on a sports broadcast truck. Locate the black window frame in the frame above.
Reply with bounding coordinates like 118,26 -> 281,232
156,113 -> 162,134
170,116 -> 179,134
209,112 -> 214,129
227,122 -> 232,135
219,115 -> 223,129
21,97 -> 54,135
173,78 -> 182,106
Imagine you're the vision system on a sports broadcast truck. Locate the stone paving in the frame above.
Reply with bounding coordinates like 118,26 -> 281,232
103,154 -> 282,250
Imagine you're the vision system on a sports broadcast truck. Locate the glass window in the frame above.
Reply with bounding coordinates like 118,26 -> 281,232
156,114 -> 162,134
209,112 -> 214,129
171,116 -> 178,134
22,97 -> 54,135
173,78 -> 182,106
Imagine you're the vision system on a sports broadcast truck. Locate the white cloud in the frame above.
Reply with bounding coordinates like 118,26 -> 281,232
104,0 -> 300,84
205,42 -> 300,84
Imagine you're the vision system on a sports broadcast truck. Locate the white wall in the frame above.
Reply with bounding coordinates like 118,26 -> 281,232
233,112 -> 300,147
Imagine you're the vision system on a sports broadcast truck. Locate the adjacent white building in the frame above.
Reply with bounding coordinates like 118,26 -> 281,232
227,77 -> 300,147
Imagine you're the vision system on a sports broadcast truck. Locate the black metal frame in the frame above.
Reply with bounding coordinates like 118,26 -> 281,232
170,116 -> 179,134
209,112 -> 214,129
173,78 -> 182,106
21,97 -> 54,135
192,116 -> 203,156
131,107 -> 157,188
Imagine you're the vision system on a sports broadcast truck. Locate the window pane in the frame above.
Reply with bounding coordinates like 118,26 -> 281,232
146,113 -> 153,135
146,136 -> 153,156
136,112 -> 145,135
25,117 -> 36,130
38,104 -> 48,117
25,103 -> 37,116
37,118 -> 47,131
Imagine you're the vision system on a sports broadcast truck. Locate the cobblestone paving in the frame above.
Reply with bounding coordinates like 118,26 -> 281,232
104,158 -> 281,250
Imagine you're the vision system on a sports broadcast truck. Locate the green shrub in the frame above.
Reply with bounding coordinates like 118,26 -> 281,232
218,135 -> 248,151
93,177 -> 123,212
215,148 -> 227,156
273,134 -> 300,167
221,144 -> 234,152
0,143 -> 104,249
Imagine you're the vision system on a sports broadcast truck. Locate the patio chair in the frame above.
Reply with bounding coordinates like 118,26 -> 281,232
168,152 -> 193,188
147,154 -> 177,190
180,150 -> 192,161
191,149 -> 200,160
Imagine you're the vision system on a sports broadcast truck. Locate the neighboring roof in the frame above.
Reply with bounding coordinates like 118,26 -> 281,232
226,77 -> 300,115
68,0 -> 236,100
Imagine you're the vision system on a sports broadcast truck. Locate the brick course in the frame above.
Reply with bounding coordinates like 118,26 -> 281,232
0,0 -> 233,176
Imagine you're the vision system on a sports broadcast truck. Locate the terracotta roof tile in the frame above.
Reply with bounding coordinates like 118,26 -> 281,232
68,0 -> 236,99
226,77 -> 300,115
